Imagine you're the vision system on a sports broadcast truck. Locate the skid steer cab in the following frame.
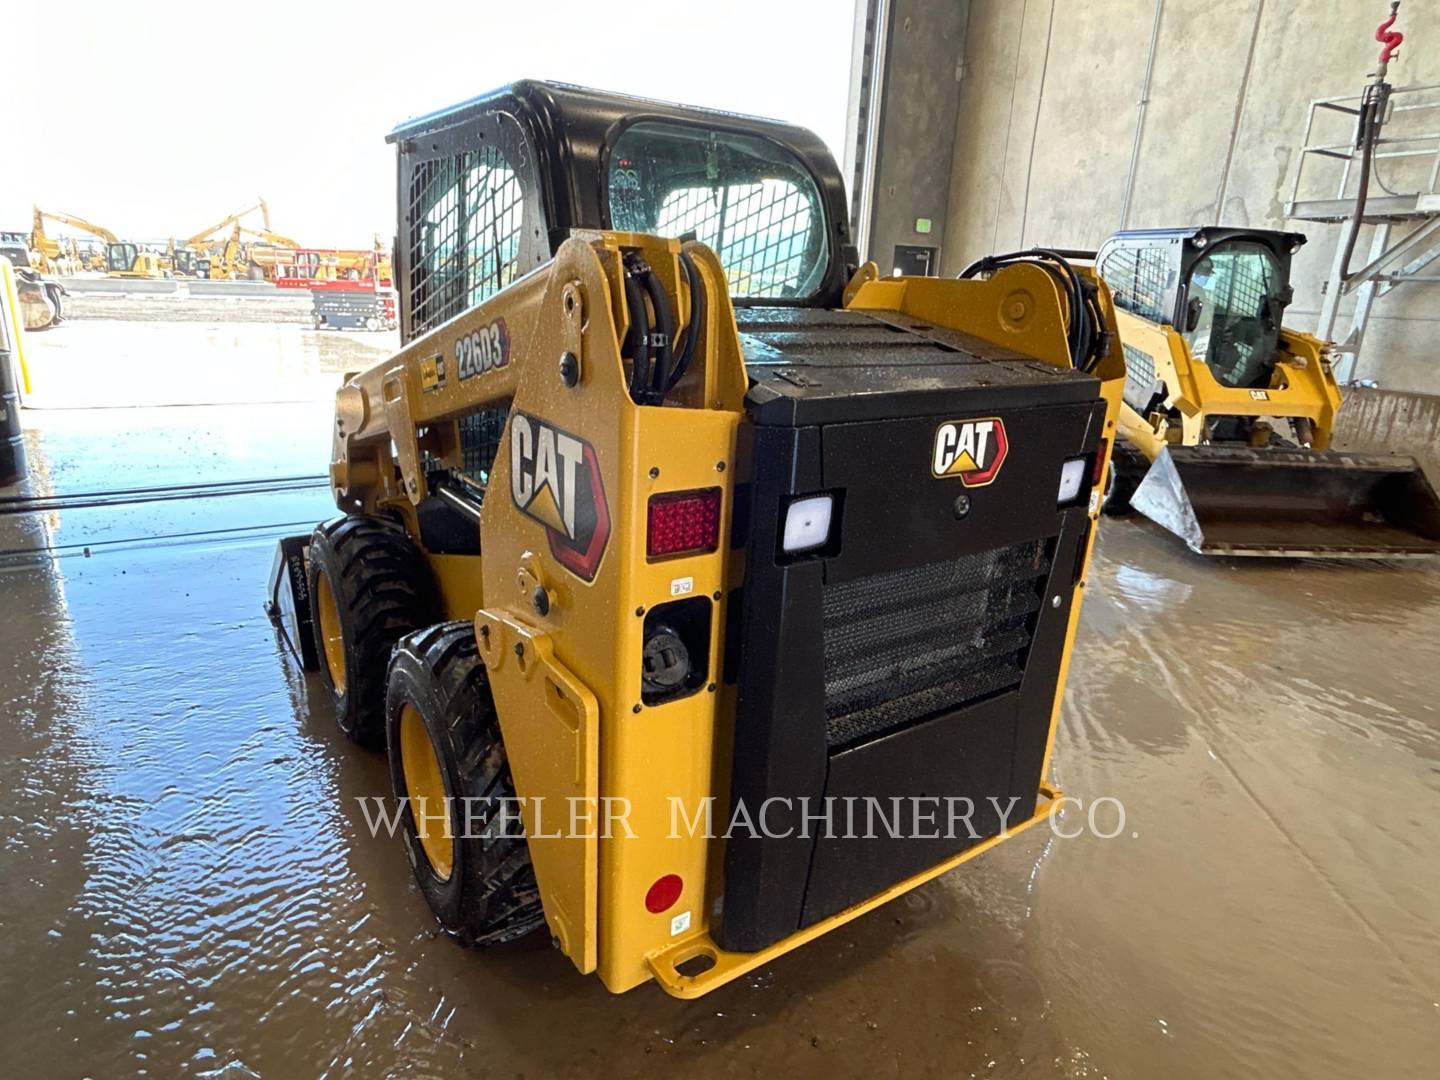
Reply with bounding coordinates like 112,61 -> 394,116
266,81 -> 1125,997
1096,226 -> 1440,558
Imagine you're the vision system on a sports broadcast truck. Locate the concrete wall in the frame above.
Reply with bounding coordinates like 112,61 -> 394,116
936,0 -> 1440,393
1332,387 -> 1440,484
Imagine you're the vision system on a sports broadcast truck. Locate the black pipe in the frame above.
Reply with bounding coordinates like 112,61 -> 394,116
1338,93 -> 1382,282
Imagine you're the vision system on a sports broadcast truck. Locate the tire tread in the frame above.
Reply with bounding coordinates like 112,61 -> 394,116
387,621 -> 545,946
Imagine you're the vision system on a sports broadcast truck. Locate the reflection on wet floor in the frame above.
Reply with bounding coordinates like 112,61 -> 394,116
2,318 -> 1439,1078
20,302 -> 396,409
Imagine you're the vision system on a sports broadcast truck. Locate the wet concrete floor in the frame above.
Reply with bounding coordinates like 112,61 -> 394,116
1,310 -> 1438,1078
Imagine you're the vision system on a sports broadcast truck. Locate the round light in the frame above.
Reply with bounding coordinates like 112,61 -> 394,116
645,874 -> 683,913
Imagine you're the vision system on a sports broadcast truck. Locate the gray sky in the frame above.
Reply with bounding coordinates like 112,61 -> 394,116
6,0 -> 855,247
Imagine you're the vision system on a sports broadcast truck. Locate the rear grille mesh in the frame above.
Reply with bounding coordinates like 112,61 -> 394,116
822,541 -> 1051,749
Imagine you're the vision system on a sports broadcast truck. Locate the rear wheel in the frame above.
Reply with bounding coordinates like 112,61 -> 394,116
386,622 -> 545,945
307,514 -> 435,748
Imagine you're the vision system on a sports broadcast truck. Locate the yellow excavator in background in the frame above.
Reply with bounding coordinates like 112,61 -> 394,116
181,198 -> 298,279
1097,226 -> 1440,558
163,238 -> 207,278
200,224 -> 248,280
31,207 -> 168,279
241,223 -> 301,249
239,225 -> 304,282
28,209 -> 81,274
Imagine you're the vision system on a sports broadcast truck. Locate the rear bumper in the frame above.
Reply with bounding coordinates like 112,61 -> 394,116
645,783 -> 1063,998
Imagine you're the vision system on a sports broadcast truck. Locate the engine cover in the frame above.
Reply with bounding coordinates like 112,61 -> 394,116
719,308 -> 1105,952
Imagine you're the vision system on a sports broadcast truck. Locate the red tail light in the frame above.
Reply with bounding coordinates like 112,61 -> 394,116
645,874 -> 684,913
1092,439 -> 1110,485
647,488 -> 721,558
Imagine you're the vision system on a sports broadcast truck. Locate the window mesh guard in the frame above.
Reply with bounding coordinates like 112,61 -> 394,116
1122,343 -> 1158,412
458,405 -> 509,488
407,145 -> 524,337
1194,250 -> 1274,387
1098,245 -> 1171,324
655,181 -> 815,298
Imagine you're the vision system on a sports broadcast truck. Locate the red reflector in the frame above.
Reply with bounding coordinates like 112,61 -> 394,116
647,488 -> 721,558
1092,439 -> 1110,485
645,874 -> 684,913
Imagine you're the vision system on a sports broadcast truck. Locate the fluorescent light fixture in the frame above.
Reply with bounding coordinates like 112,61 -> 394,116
1058,457 -> 1088,505
782,494 -> 833,553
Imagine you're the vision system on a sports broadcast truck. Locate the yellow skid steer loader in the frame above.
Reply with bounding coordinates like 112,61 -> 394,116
1097,227 -> 1440,558
268,82 -> 1125,997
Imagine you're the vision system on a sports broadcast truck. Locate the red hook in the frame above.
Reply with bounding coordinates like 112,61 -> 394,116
1376,3 -> 1403,65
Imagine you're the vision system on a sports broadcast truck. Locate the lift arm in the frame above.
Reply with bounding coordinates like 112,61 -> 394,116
185,198 -> 295,249
32,206 -> 120,247
240,225 -> 301,249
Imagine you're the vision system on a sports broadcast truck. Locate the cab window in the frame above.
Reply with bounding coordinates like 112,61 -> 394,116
1185,242 -> 1284,388
607,121 -> 828,301
404,112 -> 544,336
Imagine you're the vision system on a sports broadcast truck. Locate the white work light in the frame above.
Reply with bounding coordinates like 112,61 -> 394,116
782,494 -> 833,553
1058,457 -> 1088,505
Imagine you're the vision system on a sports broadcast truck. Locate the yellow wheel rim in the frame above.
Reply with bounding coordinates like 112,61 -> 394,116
399,703 -> 454,880
315,571 -> 346,693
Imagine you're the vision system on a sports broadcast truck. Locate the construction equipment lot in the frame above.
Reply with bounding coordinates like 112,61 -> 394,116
2,304 -> 1436,1077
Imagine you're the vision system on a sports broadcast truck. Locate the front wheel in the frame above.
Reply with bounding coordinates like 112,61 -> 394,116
386,622 -> 545,945
306,515 -> 436,747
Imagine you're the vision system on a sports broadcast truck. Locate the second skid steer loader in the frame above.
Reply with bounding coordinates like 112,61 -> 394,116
1097,226 -> 1440,558
270,81 -> 1125,998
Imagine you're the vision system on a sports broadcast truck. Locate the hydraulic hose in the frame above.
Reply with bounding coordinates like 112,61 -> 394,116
1340,4 -> 1402,281
639,268 -> 675,400
621,265 -> 651,402
1337,95 -> 1379,282
664,252 -> 704,394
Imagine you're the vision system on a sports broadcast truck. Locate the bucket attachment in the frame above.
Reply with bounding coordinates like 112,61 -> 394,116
1130,445 -> 1440,558
266,534 -> 320,668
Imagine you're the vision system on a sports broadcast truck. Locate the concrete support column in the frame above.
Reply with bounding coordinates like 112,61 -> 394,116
846,0 -> 969,274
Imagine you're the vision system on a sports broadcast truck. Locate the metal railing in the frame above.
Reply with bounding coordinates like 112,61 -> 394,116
1287,83 -> 1440,219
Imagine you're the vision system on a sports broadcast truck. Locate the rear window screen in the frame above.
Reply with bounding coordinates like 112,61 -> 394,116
607,121 -> 827,301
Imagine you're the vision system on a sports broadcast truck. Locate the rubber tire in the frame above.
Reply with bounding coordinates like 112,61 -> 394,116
1102,441 -> 1149,516
307,514 -> 436,748
386,622 -> 545,945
